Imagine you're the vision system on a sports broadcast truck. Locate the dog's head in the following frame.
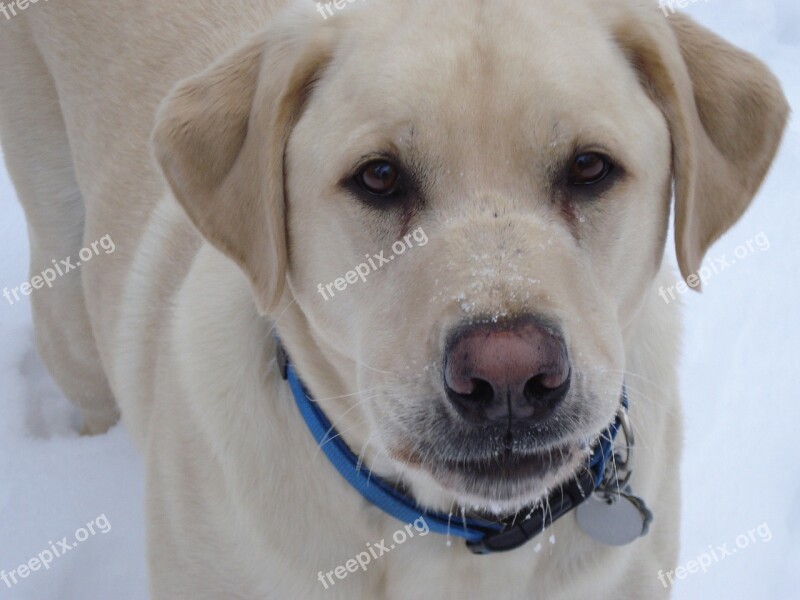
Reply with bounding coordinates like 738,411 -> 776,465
153,0 -> 787,514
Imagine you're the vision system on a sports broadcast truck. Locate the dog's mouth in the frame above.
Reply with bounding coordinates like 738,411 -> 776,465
378,367 -> 623,512
390,427 -> 592,512
432,444 -> 583,500
441,443 -> 578,479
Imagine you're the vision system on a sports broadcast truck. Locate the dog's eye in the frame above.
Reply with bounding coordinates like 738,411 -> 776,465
355,160 -> 402,196
567,153 -> 613,186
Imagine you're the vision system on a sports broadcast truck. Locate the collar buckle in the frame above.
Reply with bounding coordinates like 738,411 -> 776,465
466,468 -> 596,554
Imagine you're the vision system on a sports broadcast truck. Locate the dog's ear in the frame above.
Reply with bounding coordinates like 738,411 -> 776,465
615,12 -> 788,287
153,17 -> 335,314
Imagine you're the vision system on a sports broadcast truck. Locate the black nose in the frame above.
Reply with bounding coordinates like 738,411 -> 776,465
443,316 -> 571,426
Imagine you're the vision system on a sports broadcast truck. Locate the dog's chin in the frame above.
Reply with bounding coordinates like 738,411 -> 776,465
397,443 -> 590,517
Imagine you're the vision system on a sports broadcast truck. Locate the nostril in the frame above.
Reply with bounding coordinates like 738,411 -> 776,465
524,374 -> 549,399
524,371 -> 571,409
463,378 -> 494,405
445,376 -> 494,405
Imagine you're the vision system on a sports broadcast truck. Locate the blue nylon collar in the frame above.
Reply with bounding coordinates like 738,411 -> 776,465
277,341 -> 626,553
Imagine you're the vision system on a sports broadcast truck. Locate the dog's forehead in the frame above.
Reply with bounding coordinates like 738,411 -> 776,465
338,0 -> 638,91
314,0 -> 658,173
334,4 -> 643,122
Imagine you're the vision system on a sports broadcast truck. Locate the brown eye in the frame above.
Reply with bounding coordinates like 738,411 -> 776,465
568,152 -> 613,186
356,160 -> 401,196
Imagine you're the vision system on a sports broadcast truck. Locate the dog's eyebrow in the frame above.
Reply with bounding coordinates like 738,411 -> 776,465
399,124 -> 445,201
388,124 -> 433,191
396,124 -> 416,150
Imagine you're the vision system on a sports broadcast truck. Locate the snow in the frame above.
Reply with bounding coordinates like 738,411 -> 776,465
1,2 -> 798,598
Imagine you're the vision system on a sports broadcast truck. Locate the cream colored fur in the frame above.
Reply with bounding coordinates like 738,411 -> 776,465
0,0 -> 787,598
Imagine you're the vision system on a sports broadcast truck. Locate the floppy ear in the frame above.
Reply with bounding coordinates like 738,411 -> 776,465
615,12 -> 789,287
153,18 -> 335,314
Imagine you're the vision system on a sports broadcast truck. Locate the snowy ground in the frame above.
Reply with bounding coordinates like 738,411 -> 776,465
1,1 -> 799,598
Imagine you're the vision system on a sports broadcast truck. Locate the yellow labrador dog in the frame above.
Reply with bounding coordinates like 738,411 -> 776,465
0,0 -> 788,598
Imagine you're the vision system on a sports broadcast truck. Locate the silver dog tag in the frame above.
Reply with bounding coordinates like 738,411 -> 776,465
576,491 -> 652,546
